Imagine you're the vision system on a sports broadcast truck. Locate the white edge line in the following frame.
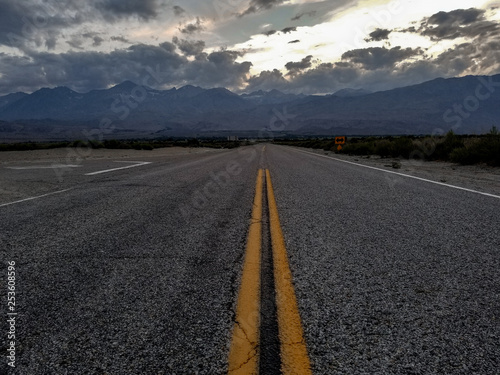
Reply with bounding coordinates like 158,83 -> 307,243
0,189 -> 72,208
293,148 -> 500,200
112,160 -> 151,164
6,164 -> 81,170
85,161 -> 152,176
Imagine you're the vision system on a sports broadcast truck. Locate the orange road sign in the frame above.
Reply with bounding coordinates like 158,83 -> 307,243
337,145 -> 342,151
335,136 -> 346,145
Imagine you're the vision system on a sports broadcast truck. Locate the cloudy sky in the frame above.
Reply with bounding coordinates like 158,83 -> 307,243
0,0 -> 499,95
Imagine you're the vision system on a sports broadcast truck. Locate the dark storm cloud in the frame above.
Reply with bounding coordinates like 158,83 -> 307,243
245,62 -> 360,94
66,38 -> 84,50
285,55 -> 313,75
245,69 -> 289,92
287,62 -> 360,93
173,5 -> 186,16
172,37 -> 205,56
246,49 -> 457,95
433,43 -> 479,74
271,40 -> 494,95
341,46 -> 423,70
92,36 -> 104,47
111,36 -> 131,44
281,26 -> 297,34
179,17 -> 204,34
0,0 -> 75,51
95,0 -> 160,21
291,11 -> 317,21
475,40 -> 500,71
246,37 -> 471,94
432,40 -> 500,76
263,30 -> 277,36
82,33 -> 104,47
0,0 -> 167,52
0,0 -> 27,47
428,8 -> 484,25
405,8 -> 500,42
180,49 -> 252,88
239,0 -> 286,17
365,28 -> 391,42
0,42 -> 252,94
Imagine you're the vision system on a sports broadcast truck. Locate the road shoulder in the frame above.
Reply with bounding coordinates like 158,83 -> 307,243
291,146 -> 500,196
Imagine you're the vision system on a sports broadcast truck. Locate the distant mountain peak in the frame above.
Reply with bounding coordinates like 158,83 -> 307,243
206,87 -> 237,95
333,88 -> 372,97
110,80 -> 140,91
243,89 -> 286,97
250,90 -> 265,96
179,84 -> 201,91
35,86 -> 74,92
29,86 -> 80,99
268,89 -> 286,96
175,85 -> 205,98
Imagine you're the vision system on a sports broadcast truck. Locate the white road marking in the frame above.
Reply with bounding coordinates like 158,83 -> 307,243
112,160 -> 151,164
294,148 -> 500,200
6,164 -> 81,170
85,161 -> 151,176
0,189 -> 72,208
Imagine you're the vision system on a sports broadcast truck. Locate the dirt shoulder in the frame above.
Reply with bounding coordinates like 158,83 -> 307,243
0,146 -> 222,165
300,148 -> 500,197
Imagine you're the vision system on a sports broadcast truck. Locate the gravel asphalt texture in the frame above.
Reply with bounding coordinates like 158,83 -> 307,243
1,147 -> 260,374
266,145 -> 500,374
1,144 -> 499,374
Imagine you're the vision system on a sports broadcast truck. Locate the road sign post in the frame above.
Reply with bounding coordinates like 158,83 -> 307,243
335,136 -> 346,151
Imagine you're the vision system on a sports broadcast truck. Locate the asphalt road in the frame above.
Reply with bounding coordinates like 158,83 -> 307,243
1,144 -> 499,374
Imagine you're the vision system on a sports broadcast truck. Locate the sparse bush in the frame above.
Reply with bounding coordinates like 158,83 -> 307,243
341,142 -> 375,155
391,137 -> 415,158
450,147 -> 476,165
274,130 -> 499,166
449,127 -> 500,166
103,139 -> 131,149
431,131 -> 465,160
374,140 -> 392,158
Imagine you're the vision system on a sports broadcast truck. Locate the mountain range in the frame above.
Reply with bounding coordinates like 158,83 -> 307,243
1,74 -> 499,141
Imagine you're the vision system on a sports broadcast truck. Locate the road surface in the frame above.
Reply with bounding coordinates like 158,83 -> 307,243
1,144 -> 499,374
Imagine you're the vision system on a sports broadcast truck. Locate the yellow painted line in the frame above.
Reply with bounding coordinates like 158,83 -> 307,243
266,169 -> 312,375
228,169 -> 263,374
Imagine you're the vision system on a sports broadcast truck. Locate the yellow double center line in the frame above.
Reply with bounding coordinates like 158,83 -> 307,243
228,169 -> 263,373
228,169 -> 312,374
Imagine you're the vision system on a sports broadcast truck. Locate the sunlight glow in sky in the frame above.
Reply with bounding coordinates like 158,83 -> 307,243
232,0 -> 495,76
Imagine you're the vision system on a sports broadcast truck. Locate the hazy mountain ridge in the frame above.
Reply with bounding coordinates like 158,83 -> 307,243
332,88 -> 372,97
1,74 -> 499,140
